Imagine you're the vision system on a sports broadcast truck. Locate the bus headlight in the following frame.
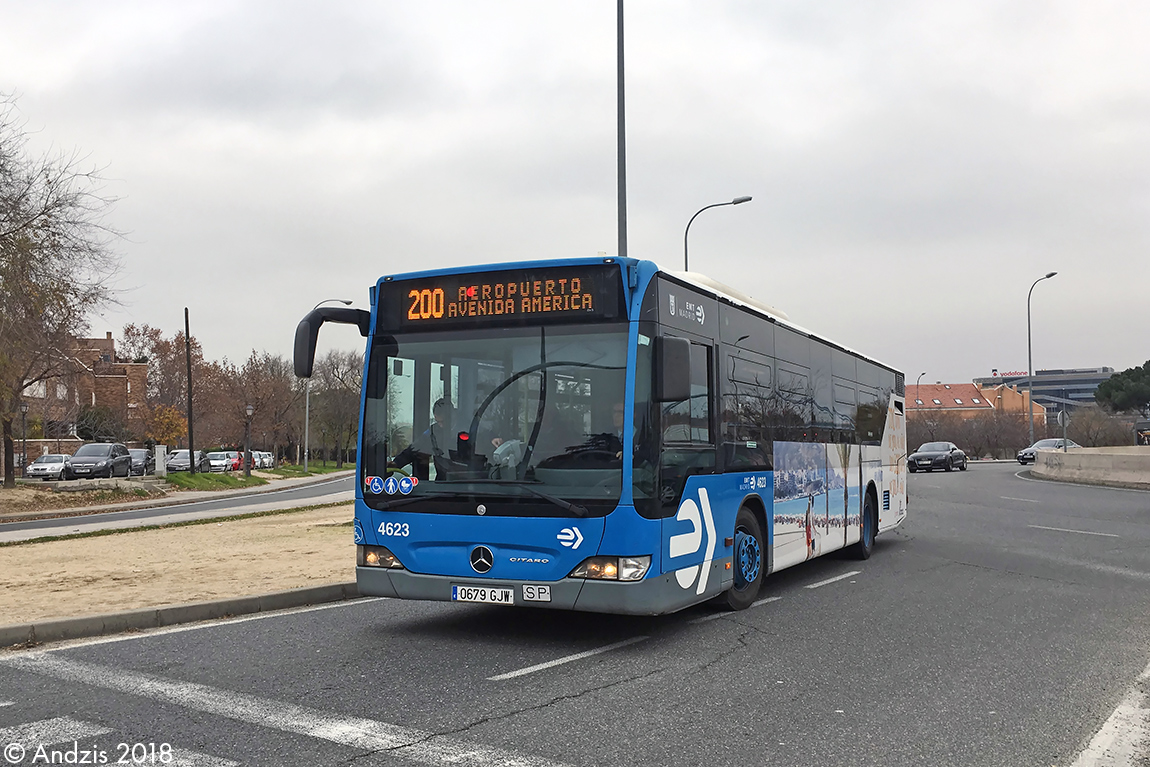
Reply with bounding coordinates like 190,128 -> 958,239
357,545 -> 404,569
569,555 -> 650,582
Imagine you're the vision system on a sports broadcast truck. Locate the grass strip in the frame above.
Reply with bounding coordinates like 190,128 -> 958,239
0,500 -> 354,549
164,473 -> 269,491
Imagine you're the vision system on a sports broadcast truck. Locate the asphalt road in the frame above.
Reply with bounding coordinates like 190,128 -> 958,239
2,463 -> 1149,767
0,475 -> 355,543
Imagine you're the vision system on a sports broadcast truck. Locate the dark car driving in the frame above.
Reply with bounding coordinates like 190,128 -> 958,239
908,441 -> 967,472
65,442 -> 133,479
1017,438 -> 1079,464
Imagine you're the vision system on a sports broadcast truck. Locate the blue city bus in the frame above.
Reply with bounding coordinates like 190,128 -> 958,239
294,256 -> 907,614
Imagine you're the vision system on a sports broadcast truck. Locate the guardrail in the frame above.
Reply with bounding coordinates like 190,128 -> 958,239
1032,446 -> 1150,489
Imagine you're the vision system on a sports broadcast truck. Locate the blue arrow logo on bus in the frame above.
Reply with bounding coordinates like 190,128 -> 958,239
557,527 -> 583,549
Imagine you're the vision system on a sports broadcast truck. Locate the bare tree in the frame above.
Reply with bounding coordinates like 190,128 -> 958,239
1068,407 -> 1133,447
313,350 -> 363,468
1,94 -> 122,486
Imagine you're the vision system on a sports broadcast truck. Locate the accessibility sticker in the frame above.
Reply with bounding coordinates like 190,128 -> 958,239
398,476 -> 414,495
383,476 -> 400,495
367,476 -> 384,495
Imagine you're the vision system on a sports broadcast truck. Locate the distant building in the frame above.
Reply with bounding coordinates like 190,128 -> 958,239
972,367 -> 1114,416
907,382 -> 1044,423
15,331 -> 148,440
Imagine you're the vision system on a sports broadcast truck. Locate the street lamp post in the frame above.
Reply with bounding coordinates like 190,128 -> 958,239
19,401 -> 29,477
1027,271 -> 1057,446
304,298 -> 352,472
244,404 -> 254,478
915,372 -> 926,404
684,196 -> 753,272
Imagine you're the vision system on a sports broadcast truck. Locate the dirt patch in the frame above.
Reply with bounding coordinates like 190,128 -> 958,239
0,484 -> 162,516
0,504 -> 356,624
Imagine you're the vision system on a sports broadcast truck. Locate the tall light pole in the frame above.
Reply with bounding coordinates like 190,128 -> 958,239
1027,272 -> 1057,446
617,0 -> 627,258
915,372 -> 926,403
304,298 -> 352,471
684,196 -> 753,272
244,404 -> 254,478
19,401 -> 29,476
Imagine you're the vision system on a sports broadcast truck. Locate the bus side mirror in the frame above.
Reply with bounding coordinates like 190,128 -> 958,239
655,336 -> 691,402
294,315 -> 319,378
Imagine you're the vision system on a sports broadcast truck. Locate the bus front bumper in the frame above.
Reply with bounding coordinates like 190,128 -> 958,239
357,561 -> 730,616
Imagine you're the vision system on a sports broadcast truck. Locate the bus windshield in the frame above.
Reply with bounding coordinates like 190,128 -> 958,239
362,323 -> 629,516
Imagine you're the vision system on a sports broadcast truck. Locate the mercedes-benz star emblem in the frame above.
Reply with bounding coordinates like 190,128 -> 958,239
470,546 -> 494,574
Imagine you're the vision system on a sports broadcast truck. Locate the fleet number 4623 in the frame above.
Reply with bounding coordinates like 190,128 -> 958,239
378,522 -> 410,537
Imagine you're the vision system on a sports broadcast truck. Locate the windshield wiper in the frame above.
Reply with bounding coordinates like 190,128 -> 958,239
376,494 -> 433,511
434,479 -> 589,517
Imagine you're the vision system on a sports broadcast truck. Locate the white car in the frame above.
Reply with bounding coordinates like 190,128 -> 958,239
206,452 -> 232,472
25,454 -> 69,480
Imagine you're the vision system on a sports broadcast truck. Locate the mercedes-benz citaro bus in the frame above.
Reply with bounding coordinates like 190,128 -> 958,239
294,256 -> 907,615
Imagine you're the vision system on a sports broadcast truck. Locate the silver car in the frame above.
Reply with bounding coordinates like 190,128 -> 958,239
25,454 -> 69,480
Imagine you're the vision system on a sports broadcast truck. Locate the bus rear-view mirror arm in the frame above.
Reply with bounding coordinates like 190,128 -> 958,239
293,307 -> 371,378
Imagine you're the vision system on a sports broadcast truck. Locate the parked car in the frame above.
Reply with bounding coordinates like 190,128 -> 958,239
65,443 -> 133,479
908,441 -> 967,472
226,451 -> 241,471
128,448 -> 155,476
167,449 -> 209,472
1017,438 -> 1080,464
260,451 -> 274,469
25,454 -> 70,481
206,452 -> 233,472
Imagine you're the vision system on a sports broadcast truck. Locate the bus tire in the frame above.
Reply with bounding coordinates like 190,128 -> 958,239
849,492 -> 877,560
724,506 -> 765,611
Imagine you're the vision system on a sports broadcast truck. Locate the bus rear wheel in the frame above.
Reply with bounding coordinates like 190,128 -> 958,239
849,493 -> 877,560
724,507 -> 765,611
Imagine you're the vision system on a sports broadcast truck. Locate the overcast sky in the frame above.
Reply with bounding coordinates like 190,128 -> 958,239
3,1 -> 1147,384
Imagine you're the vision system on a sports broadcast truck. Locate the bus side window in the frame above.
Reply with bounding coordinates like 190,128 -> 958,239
659,343 -> 715,514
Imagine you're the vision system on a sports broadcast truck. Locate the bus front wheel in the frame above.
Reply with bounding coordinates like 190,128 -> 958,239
724,507 -> 765,611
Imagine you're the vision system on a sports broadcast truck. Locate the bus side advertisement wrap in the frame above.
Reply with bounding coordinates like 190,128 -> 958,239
377,264 -> 625,332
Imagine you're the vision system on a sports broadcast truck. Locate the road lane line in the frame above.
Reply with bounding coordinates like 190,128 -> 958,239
0,654 -> 570,767
487,637 -> 649,681
0,716 -> 112,746
688,596 -> 782,624
169,749 -> 239,767
1028,525 -> 1120,538
3,598 -> 381,655
1000,496 -> 1039,503
804,571 -> 861,589
0,701 -> 13,707
1069,657 -> 1150,767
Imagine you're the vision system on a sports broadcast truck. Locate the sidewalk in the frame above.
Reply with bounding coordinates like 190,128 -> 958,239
0,469 -> 355,524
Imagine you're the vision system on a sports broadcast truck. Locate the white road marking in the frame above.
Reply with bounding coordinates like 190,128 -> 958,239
1000,496 -> 1039,503
1,654 -> 568,767
688,595 -> 783,624
688,612 -> 727,624
0,716 -> 111,745
0,701 -> 13,707
487,636 -> 649,681
169,749 -> 240,767
1069,657 -> 1150,767
1028,525 -> 1120,538
4,598 -> 380,655
804,571 -> 861,589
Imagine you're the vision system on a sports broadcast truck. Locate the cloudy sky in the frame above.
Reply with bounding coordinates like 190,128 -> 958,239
3,1 -> 1147,384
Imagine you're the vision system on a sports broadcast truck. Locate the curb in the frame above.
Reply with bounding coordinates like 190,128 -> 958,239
0,582 -> 360,650
0,471 -> 355,525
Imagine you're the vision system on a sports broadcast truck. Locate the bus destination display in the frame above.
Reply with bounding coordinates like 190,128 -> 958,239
382,265 -> 623,330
